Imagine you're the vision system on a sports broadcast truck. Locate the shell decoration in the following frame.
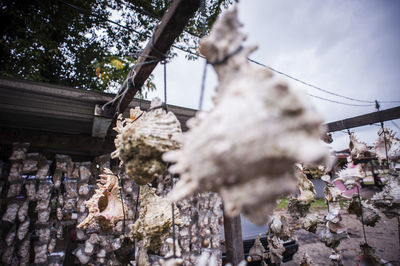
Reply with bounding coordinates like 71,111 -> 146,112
371,174 -> 400,218
288,169 -> 316,217
374,128 -> 400,164
163,6 -> 331,225
112,97 -> 182,185
130,185 -> 181,252
77,168 -> 125,230
348,196 -> 380,227
349,132 -> 369,160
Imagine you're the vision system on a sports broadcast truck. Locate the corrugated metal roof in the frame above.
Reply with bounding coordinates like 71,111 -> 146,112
0,76 -> 196,135
0,76 -> 196,156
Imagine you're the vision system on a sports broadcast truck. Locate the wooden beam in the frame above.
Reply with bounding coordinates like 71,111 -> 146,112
223,212 -> 244,265
102,0 -> 201,117
326,106 -> 400,132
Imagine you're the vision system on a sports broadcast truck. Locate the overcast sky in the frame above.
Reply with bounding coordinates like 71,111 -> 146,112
146,0 -> 400,151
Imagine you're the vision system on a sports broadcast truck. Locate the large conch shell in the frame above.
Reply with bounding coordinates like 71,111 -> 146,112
349,132 -> 369,159
112,97 -> 182,185
163,6 -> 331,224
77,168 -> 125,229
130,185 -> 181,251
374,128 -> 400,163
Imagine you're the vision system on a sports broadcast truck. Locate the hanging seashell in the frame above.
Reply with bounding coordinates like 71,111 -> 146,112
130,185 -> 181,252
73,246 -> 92,264
301,213 -> 321,233
77,168 -> 126,230
163,7 -> 331,224
9,142 -> 29,161
111,97 -> 182,185
374,128 -> 400,164
2,202 -> 20,222
289,169 -> 316,217
18,200 -> 29,222
17,219 -> 30,240
266,236 -> 285,265
358,243 -> 384,266
159,238 -> 183,266
348,196 -> 380,227
300,252 -> 315,266
25,181 -> 36,201
196,250 -> 220,266
349,132 -> 369,160
5,225 -> 16,246
34,242 -> 48,264
36,158 -> 52,180
22,152 -> 40,173
267,215 -> 296,242
371,175 -> 400,218
8,162 -> 22,183
248,234 -> 267,262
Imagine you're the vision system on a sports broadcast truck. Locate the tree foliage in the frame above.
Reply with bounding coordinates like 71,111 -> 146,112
0,0 -> 231,92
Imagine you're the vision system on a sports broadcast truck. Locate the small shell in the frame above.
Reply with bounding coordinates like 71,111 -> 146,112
130,185 -> 181,252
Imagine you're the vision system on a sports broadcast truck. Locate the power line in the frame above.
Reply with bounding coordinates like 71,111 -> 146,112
248,58 -> 400,105
305,93 -> 374,107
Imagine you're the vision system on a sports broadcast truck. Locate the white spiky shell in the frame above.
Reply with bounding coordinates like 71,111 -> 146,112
349,132 -> 369,159
374,127 -> 400,163
112,97 -> 182,185
163,7 -> 331,225
77,168 -> 125,230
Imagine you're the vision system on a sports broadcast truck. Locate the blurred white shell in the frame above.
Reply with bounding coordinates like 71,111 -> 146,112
77,168 -> 125,230
349,132 -> 369,159
163,7 -> 331,225
374,128 -> 400,163
112,97 -> 182,185
130,185 -> 181,251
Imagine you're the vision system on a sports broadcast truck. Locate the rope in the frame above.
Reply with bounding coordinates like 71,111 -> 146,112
376,100 -> 389,164
115,160 -> 126,234
198,60 -> 208,110
356,186 -> 368,245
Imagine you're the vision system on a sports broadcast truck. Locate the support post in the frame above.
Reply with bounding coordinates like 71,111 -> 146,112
223,211 -> 244,265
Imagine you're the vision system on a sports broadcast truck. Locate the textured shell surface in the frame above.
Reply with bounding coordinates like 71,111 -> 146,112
349,132 -> 369,159
374,128 -> 400,163
130,185 -> 181,252
112,97 -> 182,185
371,174 -> 400,218
77,168 -> 126,230
163,7 -> 331,225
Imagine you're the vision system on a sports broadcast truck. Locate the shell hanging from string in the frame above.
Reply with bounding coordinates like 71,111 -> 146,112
130,185 -> 181,252
374,127 -> 400,164
77,168 -> 126,230
112,97 -> 182,185
163,6 -> 332,224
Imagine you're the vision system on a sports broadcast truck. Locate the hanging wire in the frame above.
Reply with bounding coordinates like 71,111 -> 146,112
198,60 -> 208,110
376,100 -> 389,163
356,186 -> 368,245
133,186 -> 140,222
392,120 -> 400,131
115,160 -> 126,234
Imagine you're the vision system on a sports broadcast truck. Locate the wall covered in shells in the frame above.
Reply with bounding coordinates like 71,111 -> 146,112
0,143 -> 224,265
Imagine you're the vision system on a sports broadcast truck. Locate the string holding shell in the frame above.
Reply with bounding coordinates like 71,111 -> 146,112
77,168 -> 125,230
163,6 -> 331,225
348,196 -> 380,227
112,97 -> 182,185
130,185 -> 181,252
